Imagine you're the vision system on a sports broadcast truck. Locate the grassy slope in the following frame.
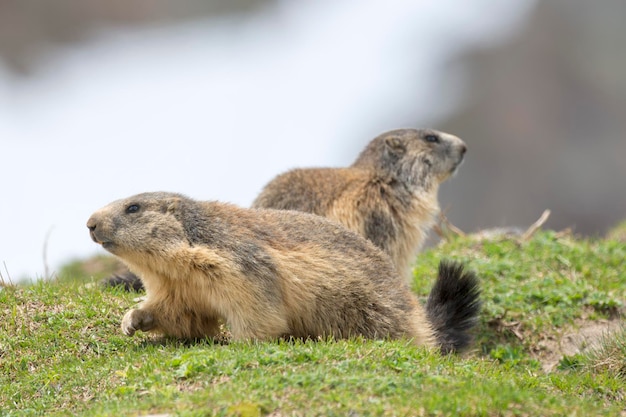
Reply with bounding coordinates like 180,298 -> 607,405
1,230 -> 625,416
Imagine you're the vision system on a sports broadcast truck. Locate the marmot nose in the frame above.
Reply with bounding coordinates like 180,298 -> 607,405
86,217 -> 97,231
459,144 -> 467,155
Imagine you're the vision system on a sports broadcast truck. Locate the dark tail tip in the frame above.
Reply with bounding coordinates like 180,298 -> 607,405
426,260 -> 481,354
100,271 -> 145,292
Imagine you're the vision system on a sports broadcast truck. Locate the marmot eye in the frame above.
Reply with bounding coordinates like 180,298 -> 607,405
424,134 -> 440,143
126,204 -> 140,214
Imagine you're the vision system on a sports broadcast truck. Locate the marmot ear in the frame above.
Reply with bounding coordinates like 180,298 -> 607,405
384,136 -> 406,155
166,197 -> 182,214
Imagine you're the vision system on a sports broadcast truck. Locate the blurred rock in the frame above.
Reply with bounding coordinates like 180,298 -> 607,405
0,0 -> 275,73
434,0 -> 626,236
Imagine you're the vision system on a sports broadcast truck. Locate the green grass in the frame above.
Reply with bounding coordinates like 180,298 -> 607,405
413,230 -> 625,365
1,230 -> 625,416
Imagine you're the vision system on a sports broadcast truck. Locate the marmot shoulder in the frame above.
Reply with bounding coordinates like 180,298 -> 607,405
252,128 -> 467,279
87,192 -> 480,353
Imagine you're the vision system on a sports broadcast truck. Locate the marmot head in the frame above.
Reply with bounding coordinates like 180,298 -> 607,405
86,192 -> 191,259
352,128 -> 467,190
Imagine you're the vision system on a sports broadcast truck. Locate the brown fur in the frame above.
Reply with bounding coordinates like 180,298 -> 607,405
252,128 -> 467,279
87,192 -> 480,352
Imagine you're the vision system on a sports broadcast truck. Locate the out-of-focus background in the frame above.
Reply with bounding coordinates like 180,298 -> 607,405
1,0 -> 624,281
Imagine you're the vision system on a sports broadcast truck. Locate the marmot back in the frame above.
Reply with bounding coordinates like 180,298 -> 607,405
87,192 -> 480,353
252,128 -> 467,279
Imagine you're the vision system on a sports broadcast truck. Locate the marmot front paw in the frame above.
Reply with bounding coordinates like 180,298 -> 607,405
121,309 -> 154,336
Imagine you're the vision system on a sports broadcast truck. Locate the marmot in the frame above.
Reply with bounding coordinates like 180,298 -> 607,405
252,128 -> 467,280
87,192 -> 480,353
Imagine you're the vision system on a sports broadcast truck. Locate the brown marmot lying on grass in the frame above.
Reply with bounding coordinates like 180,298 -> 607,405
253,128 -> 467,279
87,192 -> 480,353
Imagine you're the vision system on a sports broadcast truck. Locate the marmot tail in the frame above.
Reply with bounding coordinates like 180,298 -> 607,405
426,261 -> 481,353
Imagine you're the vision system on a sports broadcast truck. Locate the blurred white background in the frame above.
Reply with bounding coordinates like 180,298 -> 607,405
3,0 -> 625,281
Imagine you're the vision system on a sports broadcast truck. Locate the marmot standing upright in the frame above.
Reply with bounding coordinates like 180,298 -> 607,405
87,192 -> 480,353
253,128 -> 467,279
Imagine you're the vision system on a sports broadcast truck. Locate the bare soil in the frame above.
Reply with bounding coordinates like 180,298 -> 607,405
534,318 -> 623,371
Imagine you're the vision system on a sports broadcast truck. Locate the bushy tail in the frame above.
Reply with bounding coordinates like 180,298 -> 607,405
101,270 -> 145,292
426,260 -> 481,354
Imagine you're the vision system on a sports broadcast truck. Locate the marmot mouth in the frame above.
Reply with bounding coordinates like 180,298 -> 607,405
89,231 -> 113,248
449,158 -> 465,175
101,241 -> 115,250
89,231 -> 99,244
